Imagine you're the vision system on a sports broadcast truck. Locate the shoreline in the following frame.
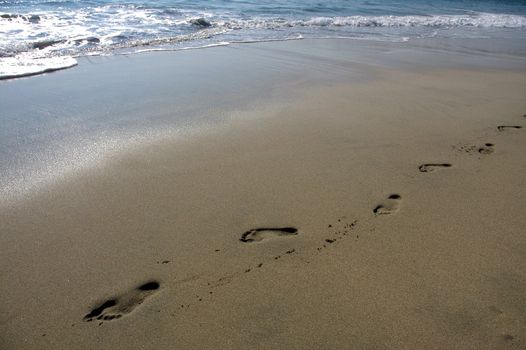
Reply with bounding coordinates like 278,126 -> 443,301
2,37 -> 526,209
2,34 -> 526,81
1,38 -> 526,349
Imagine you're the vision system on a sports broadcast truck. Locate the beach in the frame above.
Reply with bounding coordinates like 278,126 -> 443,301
1,38 -> 526,349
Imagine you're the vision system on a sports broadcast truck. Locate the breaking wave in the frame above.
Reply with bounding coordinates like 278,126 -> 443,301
1,6 -> 525,79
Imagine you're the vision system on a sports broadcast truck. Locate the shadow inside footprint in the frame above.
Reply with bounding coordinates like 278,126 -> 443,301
497,125 -> 522,131
478,143 -> 495,154
83,281 -> 160,322
373,194 -> 402,215
240,227 -> 298,243
418,163 -> 452,173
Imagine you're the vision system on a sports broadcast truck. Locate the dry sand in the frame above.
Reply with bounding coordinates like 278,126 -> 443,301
1,41 -> 526,349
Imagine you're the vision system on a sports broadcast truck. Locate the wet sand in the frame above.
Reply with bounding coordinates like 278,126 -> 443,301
1,39 -> 526,349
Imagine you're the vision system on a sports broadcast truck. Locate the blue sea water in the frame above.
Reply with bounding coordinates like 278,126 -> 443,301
1,0 -> 526,78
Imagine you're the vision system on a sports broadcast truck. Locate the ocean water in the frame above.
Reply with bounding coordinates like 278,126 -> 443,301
1,0 -> 526,78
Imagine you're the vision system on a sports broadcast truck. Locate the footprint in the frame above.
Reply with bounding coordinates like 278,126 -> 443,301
83,281 -> 160,322
500,334 -> 515,342
240,227 -> 298,243
497,125 -> 522,131
488,305 -> 503,316
455,144 -> 477,154
418,163 -> 452,173
478,143 -> 495,155
373,194 -> 402,215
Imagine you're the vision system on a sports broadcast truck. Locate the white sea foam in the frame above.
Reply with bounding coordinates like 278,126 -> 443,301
2,11 -> 524,53
218,13 -> 526,30
229,34 -> 305,44
133,41 -> 231,54
1,9 -> 525,79
0,55 -> 77,79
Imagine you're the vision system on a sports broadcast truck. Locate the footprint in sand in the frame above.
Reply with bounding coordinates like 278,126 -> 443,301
83,281 -> 160,322
497,125 -> 522,131
478,143 -> 495,155
373,194 -> 402,215
240,227 -> 298,243
418,163 -> 452,173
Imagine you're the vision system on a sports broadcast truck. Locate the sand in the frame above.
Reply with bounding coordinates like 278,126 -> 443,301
1,39 -> 526,349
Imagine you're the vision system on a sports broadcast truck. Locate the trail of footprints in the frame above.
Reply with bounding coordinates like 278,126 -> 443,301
84,281 -> 160,324
455,142 -> 495,155
240,227 -> 298,243
373,194 -> 402,215
418,163 -> 451,172
497,125 -> 522,131
83,116 -> 523,332
82,219 -> 361,324
454,124 -> 523,156
478,143 -> 495,155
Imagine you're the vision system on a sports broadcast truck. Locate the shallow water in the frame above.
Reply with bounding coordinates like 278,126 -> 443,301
1,0 -> 526,78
